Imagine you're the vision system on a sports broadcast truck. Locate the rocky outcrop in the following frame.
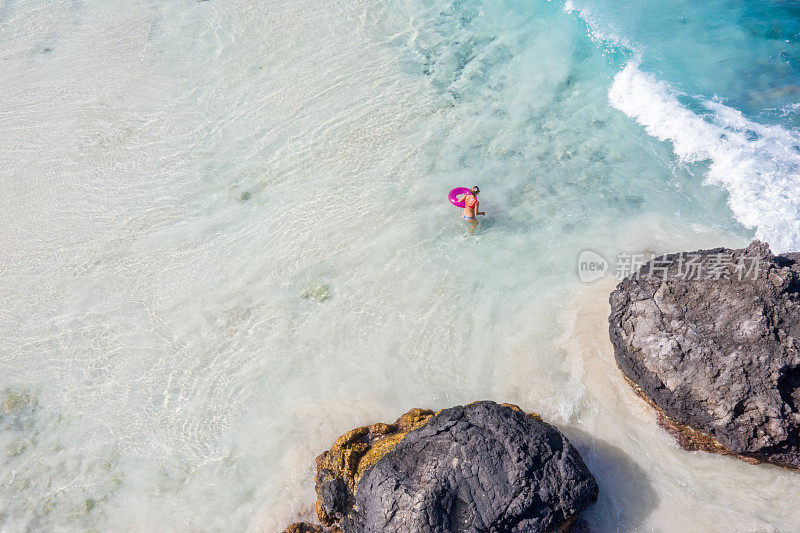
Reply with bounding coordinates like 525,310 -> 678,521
314,407 -> 435,528
609,240 -> 800,468
302,401 -> 598,533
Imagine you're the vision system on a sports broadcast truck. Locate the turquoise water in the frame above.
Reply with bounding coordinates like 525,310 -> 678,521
569,0 -> 800,123
1,0 -> 799,531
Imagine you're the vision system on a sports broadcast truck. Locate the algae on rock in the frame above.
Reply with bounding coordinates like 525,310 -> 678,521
314,408 -> 434,529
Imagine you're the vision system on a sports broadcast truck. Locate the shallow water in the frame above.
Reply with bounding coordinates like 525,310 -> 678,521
1,0 -> 799,531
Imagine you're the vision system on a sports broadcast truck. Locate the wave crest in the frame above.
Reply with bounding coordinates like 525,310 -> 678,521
609,61 -> 800,253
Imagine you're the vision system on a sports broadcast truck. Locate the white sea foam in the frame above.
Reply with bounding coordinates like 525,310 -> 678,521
609,61 -> 800,252
563,0 -> 636,51
778,102 -> 800,118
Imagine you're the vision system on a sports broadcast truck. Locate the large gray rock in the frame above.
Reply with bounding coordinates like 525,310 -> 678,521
333,401 -> 598,533
609,240 -> 800,468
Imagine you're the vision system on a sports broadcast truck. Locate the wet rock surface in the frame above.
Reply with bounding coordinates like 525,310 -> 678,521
314,401 -> 598,533
314,407 -> 435,529
609,241 -> 800,468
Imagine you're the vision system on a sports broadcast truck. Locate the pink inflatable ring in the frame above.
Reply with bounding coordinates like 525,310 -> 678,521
448,187 -> 472,208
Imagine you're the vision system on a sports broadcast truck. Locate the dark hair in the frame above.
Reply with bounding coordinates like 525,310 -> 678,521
471,186 -> 480,195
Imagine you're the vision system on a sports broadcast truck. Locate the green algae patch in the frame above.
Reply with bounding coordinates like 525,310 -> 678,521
300,282 -> 331,303
6,440 -> 27,457
2,392 -> 37,414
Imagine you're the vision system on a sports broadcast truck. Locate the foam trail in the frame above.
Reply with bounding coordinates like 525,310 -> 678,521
609,61 -> 800,253
563,0 -> 636,50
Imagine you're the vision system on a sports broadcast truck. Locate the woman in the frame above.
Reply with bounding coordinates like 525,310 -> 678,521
461,186 -> 485,224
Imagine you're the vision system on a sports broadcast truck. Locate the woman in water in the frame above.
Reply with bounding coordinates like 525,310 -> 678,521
462,186 -> 484,226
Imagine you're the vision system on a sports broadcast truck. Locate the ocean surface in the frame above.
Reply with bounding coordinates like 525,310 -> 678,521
2,0 -> 800,531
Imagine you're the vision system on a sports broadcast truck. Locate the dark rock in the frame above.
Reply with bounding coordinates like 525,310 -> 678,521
571,519 -> 593,533
609,240 -> 800,468
318,401 -> 598,533
314,408 -> 435,529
